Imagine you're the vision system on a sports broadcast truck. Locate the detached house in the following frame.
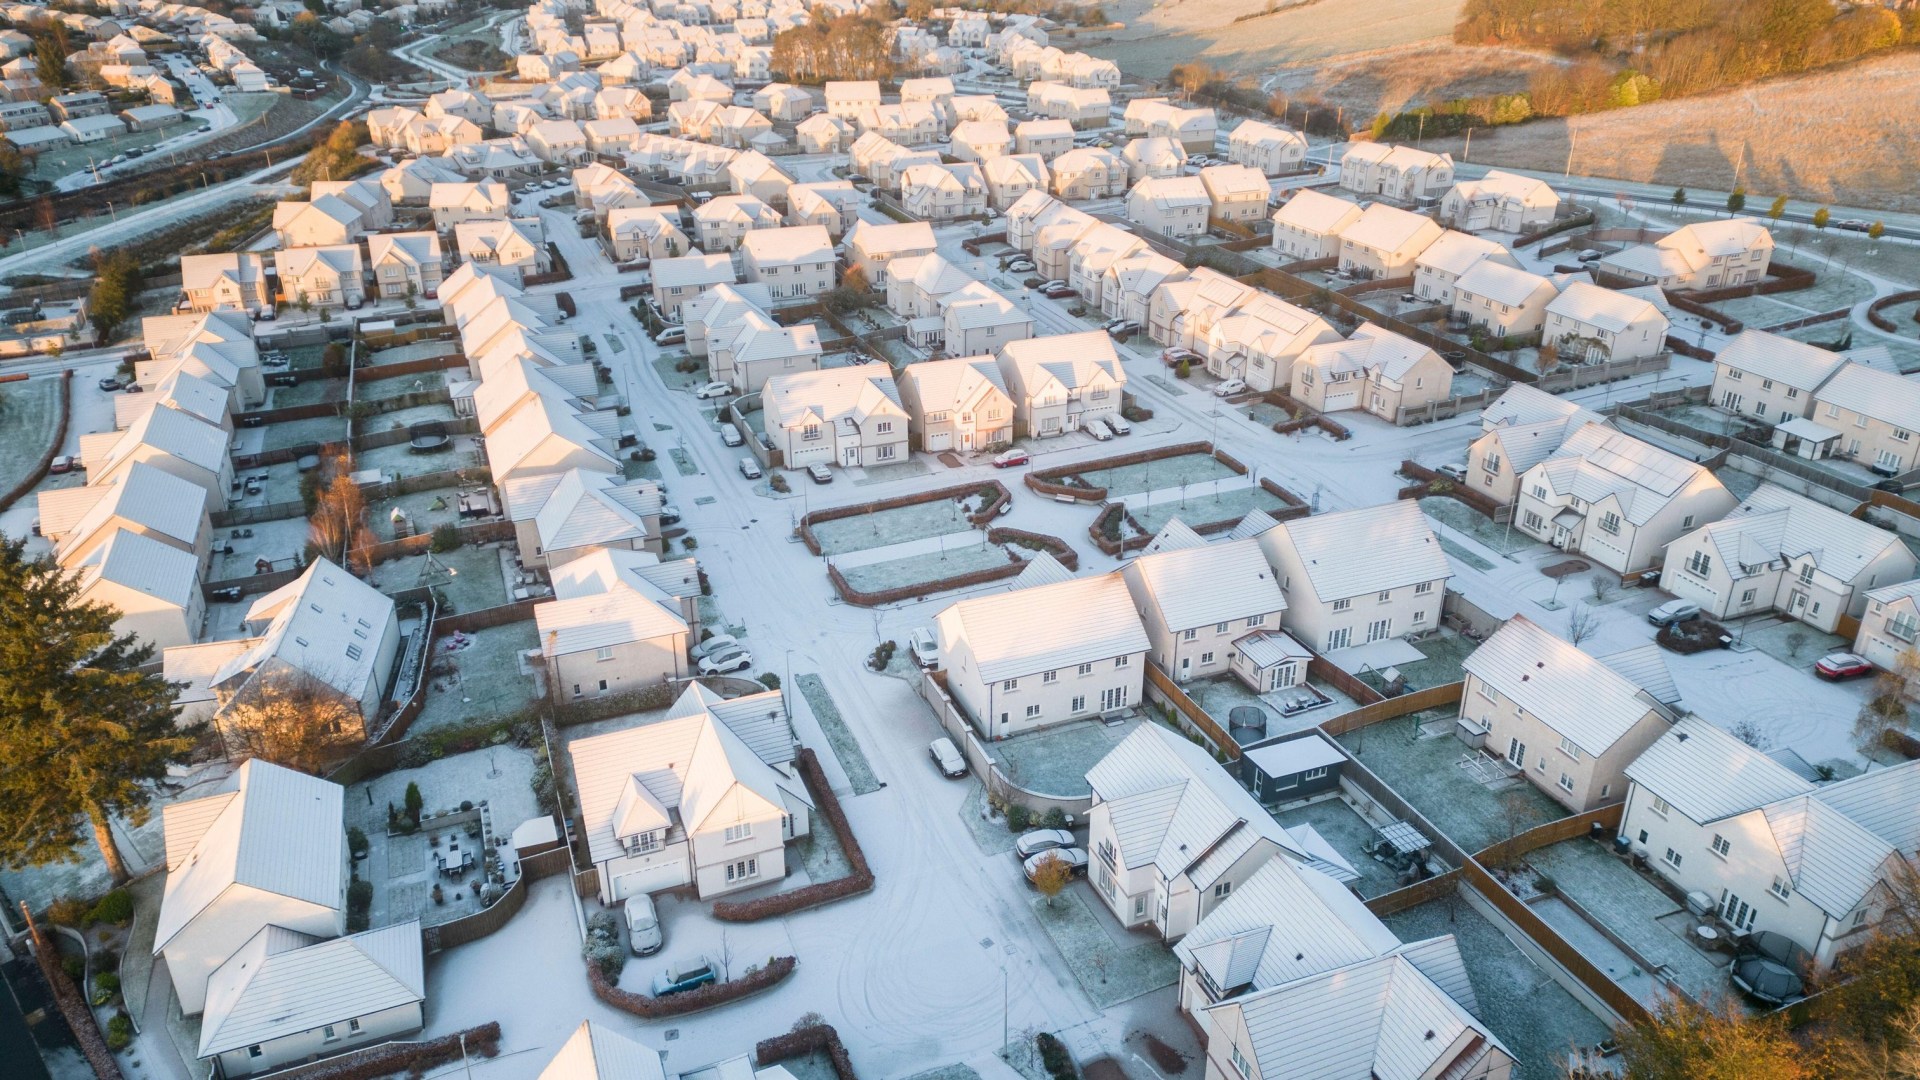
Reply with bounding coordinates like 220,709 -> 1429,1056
571,684 -> 812,904
607,205 -> 690,263
1809,363 -> 1920,478
1710,330 -> 1854,426
536,556 -> 691,700
1337,143 -> 1454,202
1255,500 -> 1450,653
652,253 -> 737,321
1511,422 -> 1736,575
1269,189 -> 1362,262
1293,323 -> 1453,421
1659,483 -> 1915,634
1198,164 -> 1269,225
456,218 -> 549,277
685,283 -> 823,392
1014,117 -> 1073,160
740,225 -> 836,300
1856,580 -> 1920,686
1411,230 -> 1516,305
983,154 -> 1051,211
1337,203 -> 1442,280
1226,120 -> 1307,176
277,245 -> 366,310
1050,147 -> 1128,200
844,220 -> 937,289
935,570 -> 1150,739
900,161 -> 987,220
1441,170 -> 1558,233
430,180 -> 512,231
1466,385 -> 1607,506
1120,534 -> 1286,684
692,194 -> 782,252
896,355 -> 1016,453
180,253 -> 270,314
1121,136 -> 1186,182
69,528 -> 203,651
1459,616 -> 1678,812
366,232 -> 444,300
1452,261 -> 1561,337
995,331 -> 1126,438
1125,175 -> 1210,239
762,366 -> 909,469
1599,218 -> 1773,292
1543,281 -> 1670,363
1622,717 -> 1920,971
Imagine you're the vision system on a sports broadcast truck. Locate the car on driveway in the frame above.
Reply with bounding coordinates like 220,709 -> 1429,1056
1082,417 -> 1112,441
1161,347 -> 1199,367
651,956 -> 716,997
1014,829 -> 1075,859
1437,462 -> 1468,483
1042,284 -> 1078,299
1647,599 -> 1702,625
806,462 -> 833,484
1004,258 -> 1034,273
930,737 -> 967,778
698,646 -> 752,675
992,448 -> 1029,468
98,376 -> 123,391
720,426 -> 744,447
655,326 -> 686,345
1105,414 -> 1132,436
692,634 -> 740,661
738,457 -> 763,479
624,895 -> 663,955
695,381 -> 731,399
1815,652 -> 1874,680
48,455 -> 73,474
1107,320 -> 1139,338
1035,279 -> 1066,292
1023,848 -> 1089,883
910,627 -> 938,668
1213,378 -> 1247,397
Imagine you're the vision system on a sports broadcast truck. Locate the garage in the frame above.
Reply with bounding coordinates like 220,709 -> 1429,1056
1321,388 -> 1360,411
925,430 -> 951,451
607,854 -> 690,902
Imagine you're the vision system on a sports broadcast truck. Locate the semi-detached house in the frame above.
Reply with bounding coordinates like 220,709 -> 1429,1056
1120,534 -> 1286,684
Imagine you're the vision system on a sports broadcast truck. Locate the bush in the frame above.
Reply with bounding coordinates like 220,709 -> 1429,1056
347,826 -> 369,860
1040,807 -> 1068,830
770,473 -> 790,493
61,955 -> 84,981
589,954 -> 797,1018
90,972 -> 120,1006
105,1013 -> 133,1052
347,879 -> 374,933
1534,875 -> 1557,895
756,1023 -> 857,1080
675,357 -> 702,373
758,673 -> 781,690
88,890 -> 132,926
1174,359 -> 1191,379
1037,1032 -> 1075,1080
1006,804 -> 1032,832
583,910 -> 626,979
46,896 -> 91,928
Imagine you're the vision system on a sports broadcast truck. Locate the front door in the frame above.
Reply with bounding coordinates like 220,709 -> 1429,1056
1506,738 -> 1527,770
961,430 -> 974,451
1179,655 -> 1191,679
842,444 -> 860,466
1790,591 -> 1809,615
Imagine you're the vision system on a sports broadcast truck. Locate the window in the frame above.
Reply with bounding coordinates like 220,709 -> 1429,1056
725,858 -> 758,882
1213,881 -> 1232,898
1682,515 -> 1696,530
1897,429 -> 1913,443
1711,834 -> 1731,858
1332,598 -> 1351,612
1025,704 -> 1041,719
1302,766 -> 1328,782
1200,651 -> 1214,664
875,444 -> 897,461
1558,772 -> 1574,793
1415,581 -> 1433,594
1077,663 -> 1093,676
249,1047 -> 264,1059
348,1019 -> 362,1035
1377,590 -> 1392,602
1890,612 -> 1918,642
1532,485 -> 1548,499
1799,563 -> 1816,584
1229,1043 -> 1252,1080
876,421 -> 894,434
1770,878 -> 1792,901
1599,511 -> 1621,535
596,645 -> 615,662
1663,847 -> 1683,869
1559,736 -> 1581,760
1003,679 -> 1019,692
1246,614 -> 1265,627
1182,629 -> 1197,641
1483,454 -> 1502,475
1651,795 -> 1671,817
1741,589 -> 1758,606
1071,695 -> 1085,712
802,423 -> 821,440
1523,511 -> 1543,530
324,1025 -> 340,1042
1114,656 -> 1130,668
1686,551 -> 1712,578
724,822 -> 752,843
1042,670 -> 1058,685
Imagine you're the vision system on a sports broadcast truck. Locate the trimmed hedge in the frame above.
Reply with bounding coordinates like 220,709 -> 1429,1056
589,954 -> 797,1017
796,480 -> 1013,555
253,1023 -> 500,1080
826,528 -> 1079,606
714,748 -> 872,920
757,1023 -> 858,1080
1025,440 -> 1219,504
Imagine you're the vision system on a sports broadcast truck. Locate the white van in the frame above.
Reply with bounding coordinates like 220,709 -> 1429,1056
624,894 -> 663,955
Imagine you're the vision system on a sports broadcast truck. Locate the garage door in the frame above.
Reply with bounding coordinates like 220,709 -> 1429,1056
611,856 -> 690,901
1322,389 -> 1360,411
926,431 -> 952,451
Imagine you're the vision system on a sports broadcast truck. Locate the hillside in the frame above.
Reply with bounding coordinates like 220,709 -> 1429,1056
1082,0 -> 1466,80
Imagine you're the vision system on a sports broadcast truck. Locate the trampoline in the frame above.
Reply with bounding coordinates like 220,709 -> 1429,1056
409,420 -> 452,453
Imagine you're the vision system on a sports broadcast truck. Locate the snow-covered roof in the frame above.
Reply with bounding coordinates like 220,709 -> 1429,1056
1763,760 -> 1920,919
1713,330 -> 1852,392
1415,230 -> 1510,277
1339,203 -> 1439,254
1242,733 -> 1344,781
536,578 -> 686,658
1626,716 -> 1812,824
1259,500 -> 1448,602
1175,854 -> 1398,996
199,922 -> 424,1056
653,252 -> 736,290
941,569 -> 1147,682
539,1021 -> 667,1080
213,558 -> 395,707
71,526 -> 199,610
55,460 -> 205,560
740,223 -> 830,264
1816,363 -> 1920,425
1453,260 -> 1555,308
1123,536 -> 1285,632
1546,281 -> 1665,334
1692,483 -> 1909,586
1534,422 -> 1714,526
1461,615 -> 1667,756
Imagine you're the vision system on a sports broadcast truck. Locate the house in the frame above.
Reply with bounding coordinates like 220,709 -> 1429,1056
1013,118 -> 1073,160
538,1021 -> 667,1080
482,389 -> 622,489
1293,323 -> 1453,421
942,282 -> 1032,357
652,253 -> 738,321
1659,483 -> 1916,634
900,162 -> 987,220
1621,717 -> 1920,971
1338,143 -> 1454,201
693,194 -> 782,252
1543,281 -> 1670,363
155,759 -> 346,1016
430,180 -> 512,231
606,206 -> 689,264
594,87 -> 653,121
795,112 -> 851,154
1124,99 -> 1215,152
274,195 -> 362,249
1179,860 -> 1514,1080
44,461 -> 211,573
727,151 -> 795,205
823,79 -> 882,119
497,466 -> 665,568
569,683 -> 812,903
1337,203 -> 1443,280
850,131 -> 942,191
778,181 -> 860,239
121,103 -> 183,131
1084,723 -> 1323,941
949,119 -> 1013,163
536,556 -> 691,701
1049,147 -> 1127,200
1065,222 -> 1148,307
1016,195 -> 1097,280
853,101 -> 944,147
1441,170 -> 1558,232
137,309 -> 263,410
196,922 -> 424,1078
1121,136 -> 1186,182
1458,615 -> 1677,812
896,355 -> 1016,453
573,164 -> 646,217
69,528 -> 203,650
982,154 -> 1050,211
762,366 -> 909,469
1465,385 -> 1607,506
1120,535 -> 1287,684
1198,164 -> 1269,225
1100,249 -> 1187,325
935,569 -> 1149,738
1808,363 -> 1920,477
1452,261 -> 1561,337
886,252 -> 977,320
365,232 -> 444,301
844,220 -> 937,289
276,246 -> 366,310
740,225 -> 836,300
1125,175 -> 1210,239
584,117 -> 646,155
1411,230 -> 1517,305
995,331 -> 1126,438
1269,189 -> 1363,262
1710,330 -> 1857,425
312,181 -> 396,233
180,253 -> 270,314
685,284 -> 822,392
1225,120 -> 1307,176
60,113 -> 124,143
950,13 -> 990,46
1193,290 -> 1340,393
1855,580 -> 1920,687
548,549 -> 703,643
1599,218 -> 1774,291
1026,81 -> 1108,128
1254,500 -> 1450,653
1512,422 -> 1737,575
753,82 -> 814,121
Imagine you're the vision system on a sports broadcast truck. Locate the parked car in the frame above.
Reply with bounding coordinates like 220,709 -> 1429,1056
122,382 -> 145,394
719,425 -> 745,447
992,448 -> 1029,468
698,646 -> 752,675
1575,249 -> 1603,262
691,635 -> 740,661
929,737 -> 967,778
655,326 -> 687,346
909,627 -> 938,668
1875,478 -> 1912,493
1005,258 -> 1035,273
97,376 -> 123,391
1161,347 -> 1199,367
624,894 -> 663,955
651,956 -> 716,997
1815,652 -> 1874,680
1042,284 -> 1078,299
738,457 -> 763,479
1107,320 -> 1139,338
1023,848 -> 1089,882
1213,378 -> 1247,397
1437,462 -> 1468,483
1035,279 -> 1066,292
807,462 -> 834,484
1104,414 -> 1132,436
695,381 -> 731,399
1081,417 -> 1112,441
48,455 -> 73,475
1014,829 -> 1075,859
1646,599 -> 1702,626
1837,219 -> 1872,233
658,504 -> 682,525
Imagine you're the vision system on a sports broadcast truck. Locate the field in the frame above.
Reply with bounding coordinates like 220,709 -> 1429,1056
1426,51 -> 1920,214
1084,0 -> 1466,81
1258,41 -> 1565,120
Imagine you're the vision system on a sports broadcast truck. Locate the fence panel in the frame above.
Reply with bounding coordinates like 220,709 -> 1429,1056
1314,682 -> 1462,738
1143,662 -> 1239,759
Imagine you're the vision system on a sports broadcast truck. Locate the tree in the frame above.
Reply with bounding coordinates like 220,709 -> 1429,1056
1566,602 -> 1597,645
88,247 -> 142,343
1869,221 -> 1886,240
308,451 -> 373,569
1671,187 -> 1687,207
0,538 -> 199,884
218,670 -> 364,774
1812,207 -> 1830,231
33,23 -> 70,91
1726,186 -> 1745,213
1030,852 -> 1073,906
1615,996 -> 1806,1080
403,780 -> 423,825
1767,194 -> 1788,222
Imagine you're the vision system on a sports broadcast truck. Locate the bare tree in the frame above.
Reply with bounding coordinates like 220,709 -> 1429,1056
1589,573 -> 1615,603
716,927 -> 735,982
309,450 -> 373,570
219,668 -> 365,774
1566,602 -> 1598,646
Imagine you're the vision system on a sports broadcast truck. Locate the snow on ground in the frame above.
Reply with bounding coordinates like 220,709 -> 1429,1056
994,716 -> 1146,798
812,498 -> 979,556
1338,717 -> 1569,854
1526,839 -> 1727,1005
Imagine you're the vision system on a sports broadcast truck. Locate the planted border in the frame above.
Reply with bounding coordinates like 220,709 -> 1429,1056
0,370 -> 70,515
714,748 -> 872,920
590,954 -> 797,1017
1024,440 -> 1220,503
797,479 -> 1012,555
757,1024 -> 858,1080
825,528 -> 1078,606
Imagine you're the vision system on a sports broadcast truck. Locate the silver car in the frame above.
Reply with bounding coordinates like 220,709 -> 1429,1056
1023,848 -> 1089,882
1014,829 -> 1075,859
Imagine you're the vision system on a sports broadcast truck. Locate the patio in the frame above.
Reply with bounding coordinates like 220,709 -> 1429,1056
1351,631 -> 1477,696
1337,712 -> 1570,854
1271,796 -> 1406,900
1182,673 -> 1356,744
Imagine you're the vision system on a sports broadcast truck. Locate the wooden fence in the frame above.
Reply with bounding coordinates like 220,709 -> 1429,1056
1313,681 -> 1463,738
1143,662 -> 1240,760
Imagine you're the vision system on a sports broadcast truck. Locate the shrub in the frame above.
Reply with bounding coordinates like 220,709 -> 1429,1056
756,1023 -> 856,1080
758,673 -> 781,690
61,955 -> 84,981
404,781 -> 424,824
347,879 -> 374,933
1006,803 -> 1032,832
46,896 -> 91,928
1040,807 -> 1068,830
88,890 -> 132,926
589,954 -> 796,1018
1533,875 -> 1557,895
1037,1032 -> 1075,1080
1175,359 -> 1191,379
347,826 -> 370,860
770,473 -> 790,493
105,1013 -> 133,1052
675,357 -> 702,373
583,910 -> 626,979
429,523 -> 461,553
90,972 -> 120,1006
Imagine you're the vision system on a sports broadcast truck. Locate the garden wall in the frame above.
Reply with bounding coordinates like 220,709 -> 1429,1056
424,845 -> 572,952
1866,289 -> 1920,333
757,1024 -> 858,1080
1143,661 -> 1238,760
825,528 -> 1077,606
589,955 -> 796,1018
713,748 -> 872,920
796,479 -> 1011,554
250,1023 -> 501,1080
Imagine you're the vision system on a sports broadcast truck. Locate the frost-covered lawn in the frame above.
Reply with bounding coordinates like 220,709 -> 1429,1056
854,460 -> 931,485
995,718 -> 1143,798
1028,887 -> 1178,1009
1130,488 -> 1287,535
1183,674 -> 1357,741
1660,640 -> 1874,772
797,673 -> 880,795
259,414 -> 349,452
1074,453 -> 1234,497
367,543 -> 509,613
839,543 -> 1014,594
1419,497 -> 1538,556
411,622 -> 542,734
651,352 -> 704,390
1271,798 -> 1403,899
1337,717 -> 1569,854
357,438 -> 485,480
368,482 -> 481,541
959,783 -> 1020,855
1438,536 -> 1495,572
1735,617 -> 1848,669
812,499 -> 978,556
1382,896 -> 1612,1080
1526,839 -> 1727,1003
268,375 -> 346,408
1356,631 -> 1476,695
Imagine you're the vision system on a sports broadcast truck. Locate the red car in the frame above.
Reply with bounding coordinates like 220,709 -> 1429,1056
1815,653 -> 1874,681
992,449 -> 1029,468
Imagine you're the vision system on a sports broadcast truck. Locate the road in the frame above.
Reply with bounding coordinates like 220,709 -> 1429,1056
395,11 -> 520,85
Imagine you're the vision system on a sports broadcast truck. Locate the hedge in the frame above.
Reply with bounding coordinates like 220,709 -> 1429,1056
252,1023 -> 500,1080
589,954 -> 797,1017
824,529 -> 1078,607
757,1024 -> 858,1080
796,480 -> 1012,555
714,748 -> 872,920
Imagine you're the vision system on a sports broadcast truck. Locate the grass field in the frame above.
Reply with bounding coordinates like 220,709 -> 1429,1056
0,376 -> 63,500
1085,0 -> 1466,80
